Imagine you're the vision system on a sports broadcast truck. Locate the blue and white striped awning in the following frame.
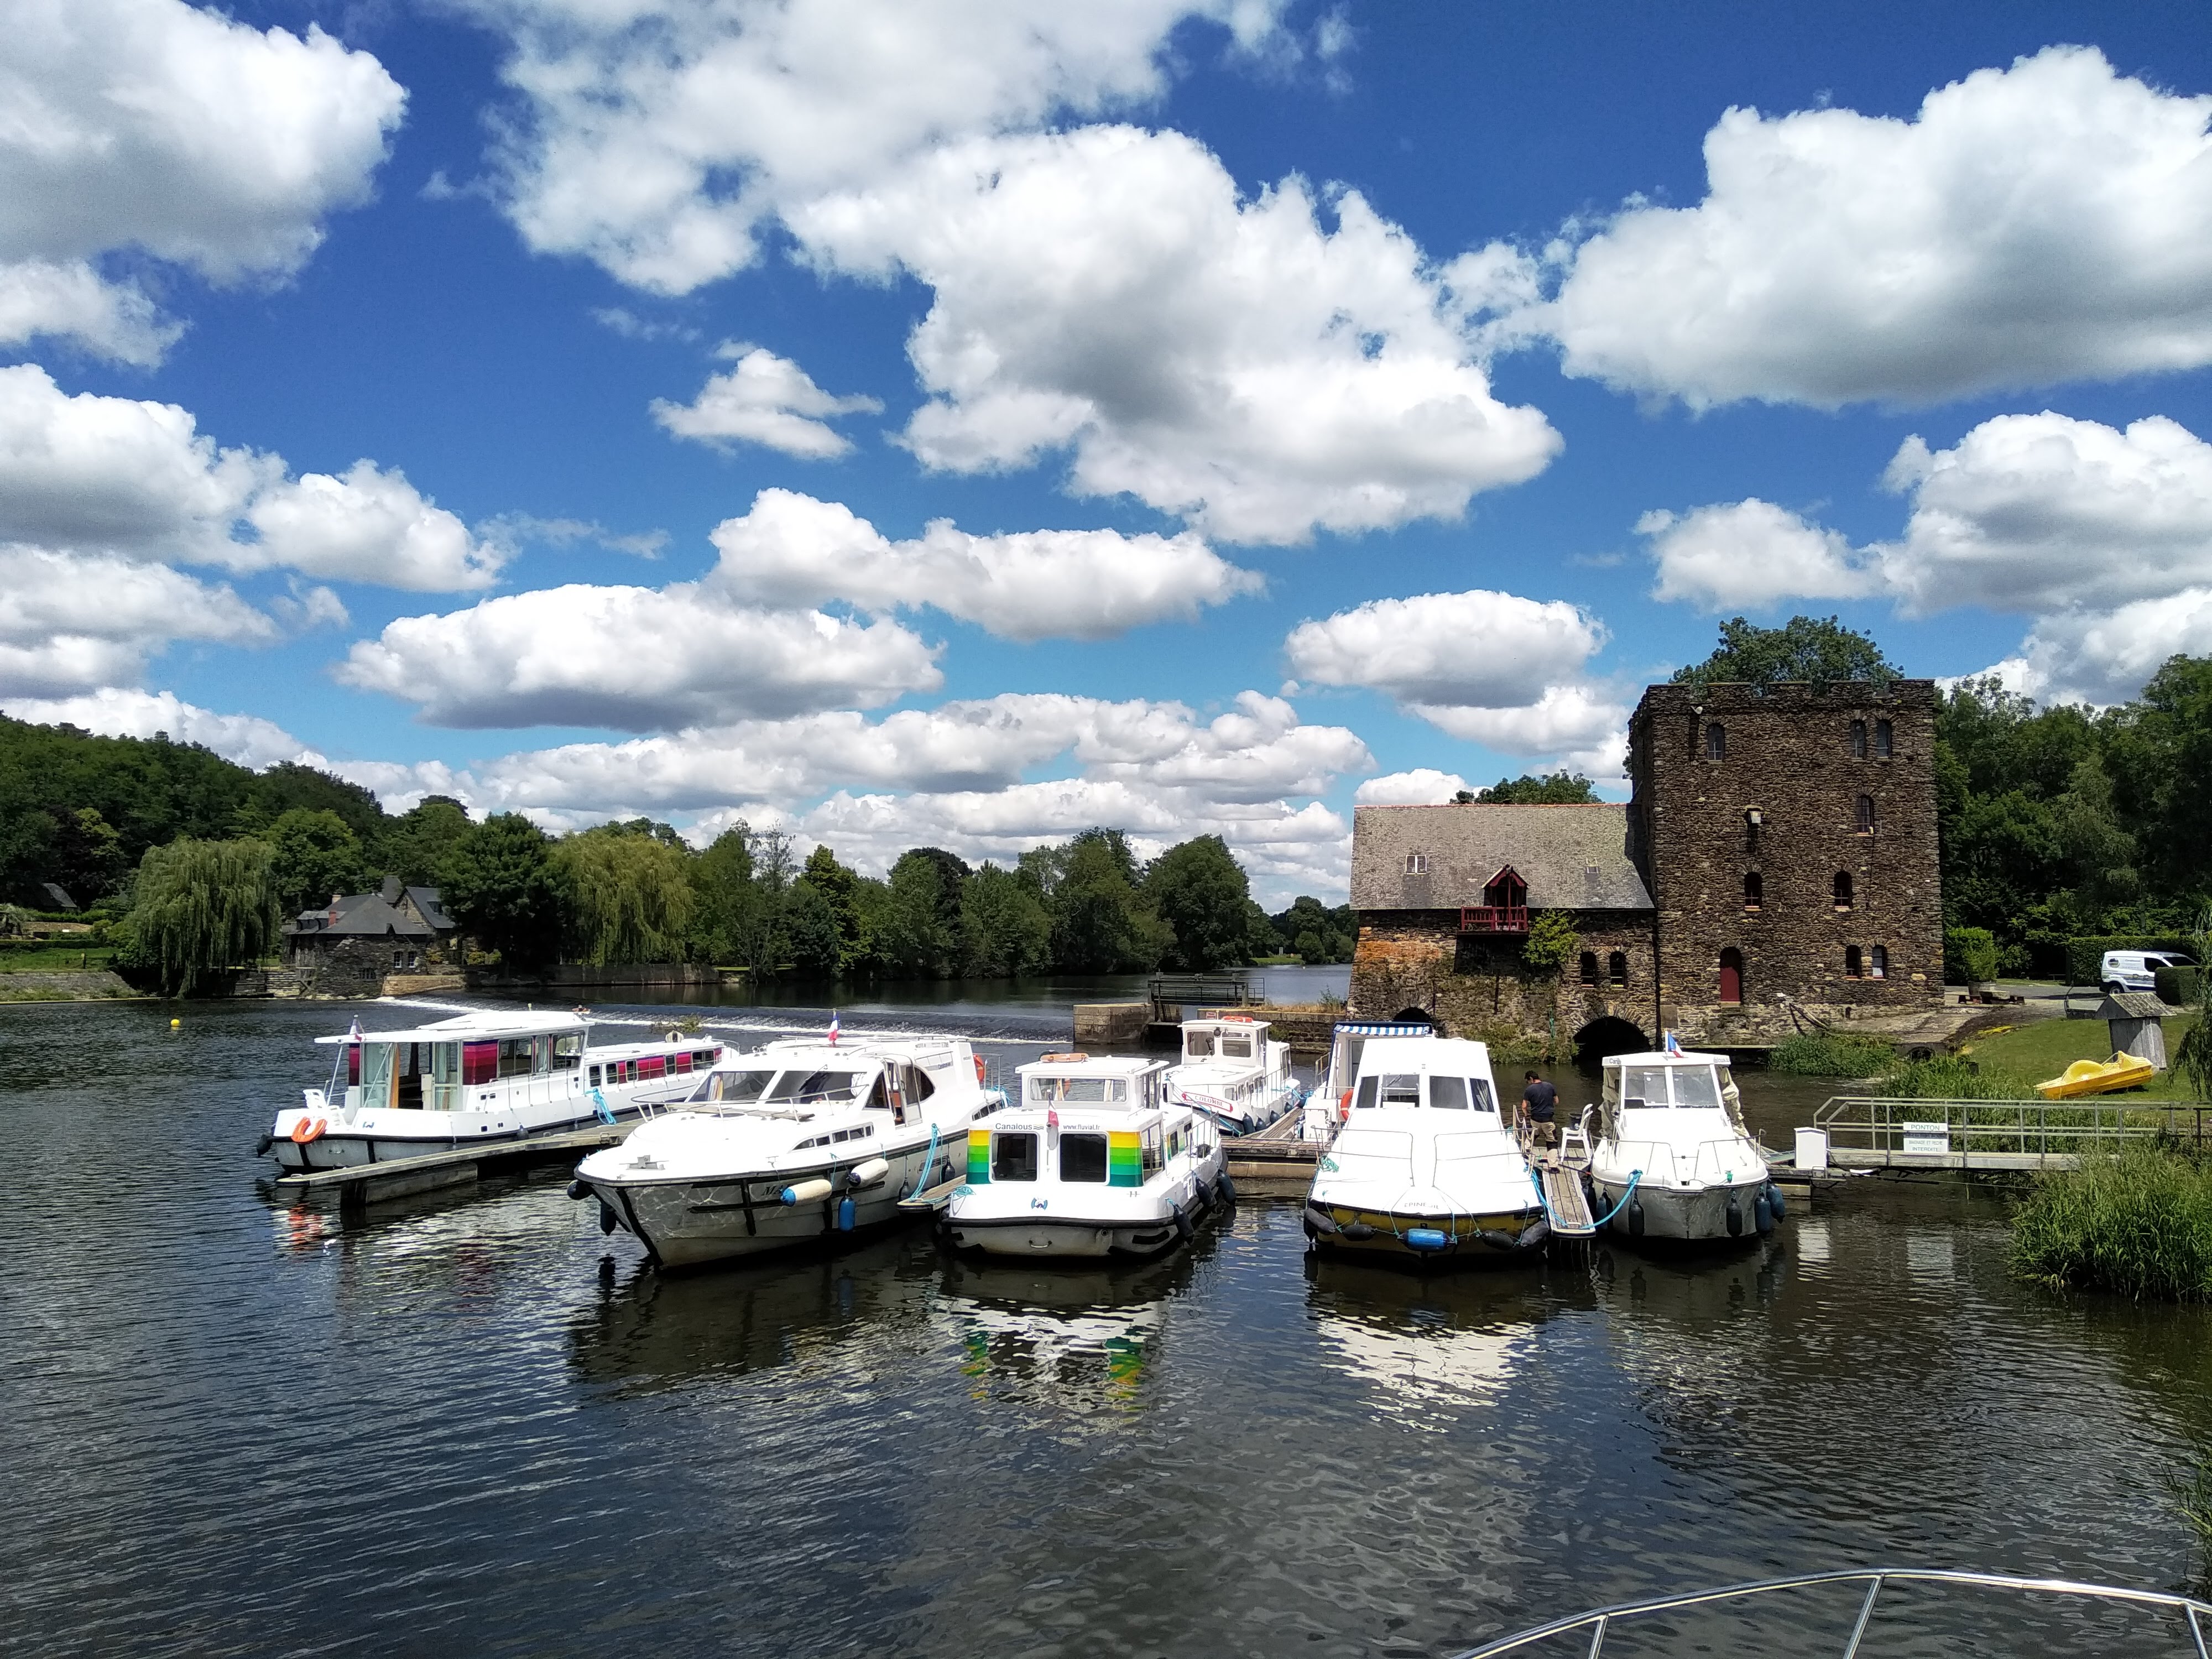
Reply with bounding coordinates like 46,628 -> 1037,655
1331,1021 -> 1433,1036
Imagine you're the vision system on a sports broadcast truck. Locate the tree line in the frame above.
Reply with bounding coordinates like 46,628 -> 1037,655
0,713 -> 1355,985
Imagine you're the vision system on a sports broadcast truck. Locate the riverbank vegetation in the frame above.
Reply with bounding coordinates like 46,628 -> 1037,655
0,713 -> 1357,986
1770,1031 -> 1897,1076
1951,1016 -> 2205,1100
2012,1142 -> 2212,1303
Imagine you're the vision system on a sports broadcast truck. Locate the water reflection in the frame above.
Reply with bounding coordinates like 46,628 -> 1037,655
933,1241 -> 1206,1412
569,1232 -> 942,1391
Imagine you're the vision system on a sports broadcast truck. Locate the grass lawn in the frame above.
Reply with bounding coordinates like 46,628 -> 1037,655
0,943 -> 116,972
1957,1014 -> 2205,1100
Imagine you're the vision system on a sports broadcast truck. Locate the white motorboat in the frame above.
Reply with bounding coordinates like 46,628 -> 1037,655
260,1009 -> 728,1173
1301,1034 -> 1548,1264
1165,1015 -> 1302,1134
1304,1019 -> 1435,1142
944,1053 -> 1229,1260
1586,1048 -> 1780,1244
572,1034 -> 998,1268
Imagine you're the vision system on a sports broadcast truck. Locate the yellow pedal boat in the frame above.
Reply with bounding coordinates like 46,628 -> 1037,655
2036,1052 -> 2156,1099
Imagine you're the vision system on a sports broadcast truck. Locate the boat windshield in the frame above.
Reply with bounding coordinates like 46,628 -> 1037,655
764,1068 -> 868,1105
1353,1074 -> 1423,1109
1218,1032 -> 1253,1059
700,1068 -> 777,1104
1185,1031 -> 1214,1060
1619,1063 -> 1724,1109
1028,1075 -> 1126,1103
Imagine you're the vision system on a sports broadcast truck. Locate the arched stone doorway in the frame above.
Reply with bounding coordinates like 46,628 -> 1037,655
1573,1015 -> 1648,1065
1391,1005 -> 1434,1028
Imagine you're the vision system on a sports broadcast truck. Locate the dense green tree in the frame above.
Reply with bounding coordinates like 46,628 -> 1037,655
690,825 -> 765,967
1272,895 -> 1357,963
1144,834 -> 1252,971
879,848 -> 968,977
241,763 -> 385,842
375,796 -> 474,887
780,875 -> 844,978
551,829 -> 697,964
1039,829 -> 1171,972
441,814 -> 562,967
261,808 -> 368,916
800,844 -> 878,974
1672,615 -> 1899,686
121,837 -> 280,995
961,862 -> 1053,974
41,807 -> 128,902
1474,772 -> 1598,804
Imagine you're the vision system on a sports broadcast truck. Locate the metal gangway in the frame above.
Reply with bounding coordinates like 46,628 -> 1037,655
1807,1095 -> 2210,1173
1452,1568 -> 2212,1657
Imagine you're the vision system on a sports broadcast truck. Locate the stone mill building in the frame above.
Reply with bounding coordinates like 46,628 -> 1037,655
1348,679 -> 1944,1055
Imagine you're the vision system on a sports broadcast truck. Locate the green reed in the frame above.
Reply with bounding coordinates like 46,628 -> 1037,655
1875,1053 -> 2040,1100
1770,1031 -> 1897,1077
2011,1140 -> 2212,1303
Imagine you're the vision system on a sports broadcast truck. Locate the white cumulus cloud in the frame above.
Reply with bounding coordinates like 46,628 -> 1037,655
653,346 -> 883,458
0,546 -> 274,696
1355,768 -> 1470,805
0,0 -> 405,361
337,582 -> 942,729
0,364 -> 502,590
1640,499 -> 1879,611
1540,46 -> 2212,409
706,488 -> 1262,639
796,126 -> 1559,544
456,0 -> 1285,293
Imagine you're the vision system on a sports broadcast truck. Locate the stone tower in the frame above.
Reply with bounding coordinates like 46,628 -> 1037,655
1626,680 -> 1944,1045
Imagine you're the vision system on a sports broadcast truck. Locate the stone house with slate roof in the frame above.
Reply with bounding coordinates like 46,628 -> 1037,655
1349,679 -> 1944,1055
285,875 -> 459,995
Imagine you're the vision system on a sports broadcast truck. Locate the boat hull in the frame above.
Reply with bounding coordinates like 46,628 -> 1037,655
1595,1178 -> 1771,1244
1303,1201 -> 1547,1265
584,1139 -> 961,1269
947,1202 -> 1207,1260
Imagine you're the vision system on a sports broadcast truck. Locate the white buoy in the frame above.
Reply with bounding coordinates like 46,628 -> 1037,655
781,1177 -> 833,1205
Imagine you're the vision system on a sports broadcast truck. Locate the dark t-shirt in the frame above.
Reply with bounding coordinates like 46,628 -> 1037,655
1521,1079 -> 1557,1120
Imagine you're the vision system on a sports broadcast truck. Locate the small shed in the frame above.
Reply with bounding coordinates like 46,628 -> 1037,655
2098,991 -> 2176,1070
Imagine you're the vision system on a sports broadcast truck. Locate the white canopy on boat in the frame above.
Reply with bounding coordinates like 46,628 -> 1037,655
314,1010 -> 589,1046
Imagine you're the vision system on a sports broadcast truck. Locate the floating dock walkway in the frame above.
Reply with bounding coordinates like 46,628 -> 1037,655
273,1120 -> 635,1209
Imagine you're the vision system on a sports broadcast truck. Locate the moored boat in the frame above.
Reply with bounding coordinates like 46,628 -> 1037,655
1301,1034 -> 1546,1264
1165,1015 -> 1302,1134
260,1009 -> 727,1173
944,1053 -> 1228,1260
572,1033 -> 999,1268
1587,1047 -> 1779,1245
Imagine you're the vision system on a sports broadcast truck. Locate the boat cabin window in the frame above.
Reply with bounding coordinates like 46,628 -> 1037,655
1671,1067 -> 1723,1110
358,1041 -> 396,1104
463,1040 -> 498,1086
1060,1133 -> 1109,1183
1378,1073 -> 1421,1107
992,1132 -> 1039,1182
554,1034 -> 583,1071
768,1069 -> 864,1105
1428,1076 -> 1469,1109
1027,1075 -> 1125,1104
1185,1031 -> 1214,1060
394,1043 -> 427,1109
430,1042 -> 461,1109
706,1068 -> 776,1104
1618,1064 -> 1724,1109
1141,1125 -> 1164,1175
1219,1033 -> 1253,1059
1142,1071 -> 1165,1110
497,1037 -> 541,1080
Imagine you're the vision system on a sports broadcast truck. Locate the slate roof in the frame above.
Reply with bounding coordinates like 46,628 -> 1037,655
2098,991 -> 2177,1021
1350,804 -> 1653,913
291,884 -> 456,939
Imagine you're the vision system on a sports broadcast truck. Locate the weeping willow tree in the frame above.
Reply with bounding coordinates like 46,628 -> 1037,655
550,831 -> 696,966
125,838 -> 280,995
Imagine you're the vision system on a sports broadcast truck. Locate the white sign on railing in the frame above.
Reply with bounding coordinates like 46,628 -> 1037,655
1901,1120 -> 1950,1156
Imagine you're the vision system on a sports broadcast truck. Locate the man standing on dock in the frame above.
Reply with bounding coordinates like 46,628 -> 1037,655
1520,1072 -> 1558,1156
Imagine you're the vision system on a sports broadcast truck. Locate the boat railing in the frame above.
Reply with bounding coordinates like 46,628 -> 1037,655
1449,1567 -> 2212,1657
1813,1095 -> 2210,1158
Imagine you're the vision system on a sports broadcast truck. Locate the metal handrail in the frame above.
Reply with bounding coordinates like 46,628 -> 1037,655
1812,1095 -> 2209,1155
1449,1568 -> 2212,1658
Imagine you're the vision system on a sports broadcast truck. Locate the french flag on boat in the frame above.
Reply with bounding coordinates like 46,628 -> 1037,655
1664,1030 -> 1683,1056
827,1010 -> 839,1046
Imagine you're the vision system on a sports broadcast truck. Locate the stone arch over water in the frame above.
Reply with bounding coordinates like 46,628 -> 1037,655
1573,1015 -> 1648,1064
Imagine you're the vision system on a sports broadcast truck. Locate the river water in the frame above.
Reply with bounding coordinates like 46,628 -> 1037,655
3,991 -> 2209,1657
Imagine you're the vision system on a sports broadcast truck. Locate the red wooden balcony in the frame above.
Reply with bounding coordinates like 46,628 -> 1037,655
1459,905 -> 1530,935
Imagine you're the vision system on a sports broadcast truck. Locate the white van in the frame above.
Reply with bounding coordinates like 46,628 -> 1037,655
2101,950 -> 2194,994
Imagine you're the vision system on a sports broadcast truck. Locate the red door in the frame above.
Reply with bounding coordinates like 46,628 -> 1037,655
1719,949 -> 1744,1005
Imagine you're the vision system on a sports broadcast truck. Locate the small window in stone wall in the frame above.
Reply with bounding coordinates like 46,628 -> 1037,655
1745,808 -> 1761,852
1743,871 -> 1763,910
1579,951 -> 1599,985
1850,718 -> 1867,758
1875,719 -> 1893,758
1870,945 -> 1888,979
1609,951 -> 1629,987
1705,722 -> 1727,760
1404,852 -> 1428,874
1833,870 -> 1854,909
1856,794 -> 1876,832
1845,945 -> 1864,978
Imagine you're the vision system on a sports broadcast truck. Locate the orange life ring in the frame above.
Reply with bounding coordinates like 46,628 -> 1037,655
1338,1089 -> 1353,1121
973,1053 -> 987,1084
291,1117 -> 327,1144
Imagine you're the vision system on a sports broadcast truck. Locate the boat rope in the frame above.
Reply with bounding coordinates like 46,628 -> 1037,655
1587,1169 -> 1643,1228
907,1120 -> 941,1199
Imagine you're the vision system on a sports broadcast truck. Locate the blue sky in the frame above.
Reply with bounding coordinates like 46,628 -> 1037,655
6,0 -> 2212,901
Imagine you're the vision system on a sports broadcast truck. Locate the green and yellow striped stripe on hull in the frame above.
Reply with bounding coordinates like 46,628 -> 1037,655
967,1128 -> 992,1182
1108,1130 -> 1143,1187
